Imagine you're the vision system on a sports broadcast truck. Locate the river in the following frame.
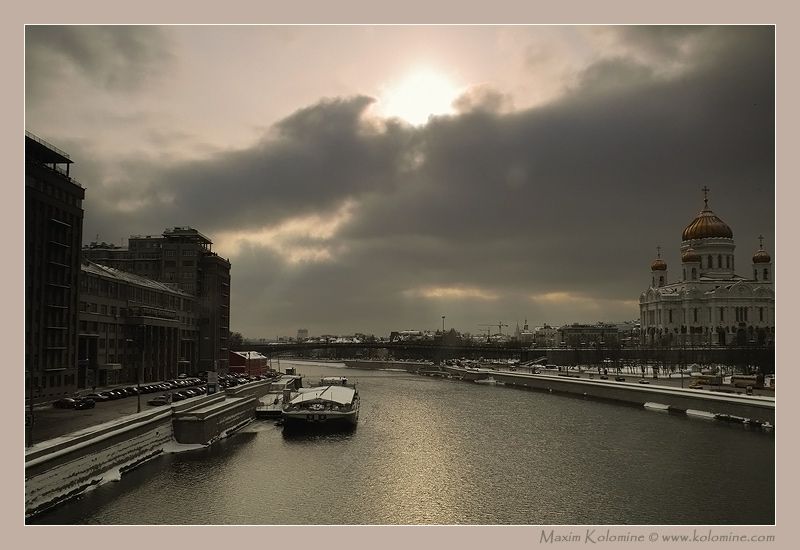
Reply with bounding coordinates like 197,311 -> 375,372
29,360 -> 775,525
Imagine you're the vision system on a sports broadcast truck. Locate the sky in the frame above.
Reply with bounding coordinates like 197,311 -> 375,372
24,25 -> 776,340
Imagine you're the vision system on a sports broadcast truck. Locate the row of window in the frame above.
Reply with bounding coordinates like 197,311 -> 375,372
27,373 -> 77,390
647,306 -> 770,325
27,174 -> 82,207
81,277 -> 194,311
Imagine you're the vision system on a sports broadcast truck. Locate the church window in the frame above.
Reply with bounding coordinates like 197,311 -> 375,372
693,309 -> 698,323
719,307 -> 725,322
691,268 -> 697,280
763,268 -> 769,281
708,255 -> 713,268
658,275 -> 664,286
754,269 -> 758,280
718,255 -> 722,268
727,256 -> 731,269
668,310 -> 673,324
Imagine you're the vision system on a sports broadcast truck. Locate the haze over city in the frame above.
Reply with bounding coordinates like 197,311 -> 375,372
24,25 -> 775,339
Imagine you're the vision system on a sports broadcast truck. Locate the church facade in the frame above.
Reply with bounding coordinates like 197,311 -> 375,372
639,188 -> 774,348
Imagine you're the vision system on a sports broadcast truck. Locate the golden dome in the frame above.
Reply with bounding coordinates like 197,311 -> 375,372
682,188 -> 733,241
651,246 -> 667,271
752,250 -> 771,263
681,247 -> 701,263
753,235 -> 771,263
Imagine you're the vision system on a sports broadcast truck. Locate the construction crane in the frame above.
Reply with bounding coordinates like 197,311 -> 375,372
478,322 -> 509,342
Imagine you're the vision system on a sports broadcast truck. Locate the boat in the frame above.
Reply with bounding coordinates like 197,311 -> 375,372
281,376 -> 359,431
416,365 -> 450,377
474,376 -> 499,385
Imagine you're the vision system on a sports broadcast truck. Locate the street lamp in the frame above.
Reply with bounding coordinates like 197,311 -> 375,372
442,316 -> 446,333
26,370 -> 35,447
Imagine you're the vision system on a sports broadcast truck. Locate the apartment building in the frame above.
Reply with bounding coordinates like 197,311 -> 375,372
84,227 -> 231,373
79,259 -> 198,387
25,132 -> 85,400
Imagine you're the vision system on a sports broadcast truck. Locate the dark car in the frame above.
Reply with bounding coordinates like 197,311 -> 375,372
122,387 -> 139,396
600,375 -> 609,380
171,391 -> 188,401
53,398 -> 78,409
74,397 -> 96,409
638,379 -> 650,384
615,376 -> 626,382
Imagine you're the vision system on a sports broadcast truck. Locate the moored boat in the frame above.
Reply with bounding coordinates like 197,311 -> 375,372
281,377 -> 359,431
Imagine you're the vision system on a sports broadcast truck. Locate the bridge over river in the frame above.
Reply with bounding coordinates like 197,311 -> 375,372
235,340 -> 774,371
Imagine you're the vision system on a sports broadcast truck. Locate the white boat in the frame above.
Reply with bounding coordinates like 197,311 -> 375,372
281,376 -> 359,430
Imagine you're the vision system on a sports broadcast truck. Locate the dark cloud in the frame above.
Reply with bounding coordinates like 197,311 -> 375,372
25,25 -> 174,100
65,26 -> 774,337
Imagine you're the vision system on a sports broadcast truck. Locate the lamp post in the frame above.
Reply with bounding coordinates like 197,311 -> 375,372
138,325 -> 146,413
442,316 -> 446,333
26,370 -> 34,447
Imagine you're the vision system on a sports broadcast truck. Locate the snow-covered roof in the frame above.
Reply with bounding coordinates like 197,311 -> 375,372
289,386 -> 356,406
82,260 -> 192,296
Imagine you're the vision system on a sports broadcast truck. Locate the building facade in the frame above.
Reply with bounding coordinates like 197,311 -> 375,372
79,260 -> 197,388
84,227 -> 231,374
639,189 -> 775,347
25,133 -> 86,400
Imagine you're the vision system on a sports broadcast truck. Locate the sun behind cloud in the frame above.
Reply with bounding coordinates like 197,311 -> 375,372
375,68 -> 462,126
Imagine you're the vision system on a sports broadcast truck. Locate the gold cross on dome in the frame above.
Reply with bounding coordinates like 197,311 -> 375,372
701,186 -> 710,206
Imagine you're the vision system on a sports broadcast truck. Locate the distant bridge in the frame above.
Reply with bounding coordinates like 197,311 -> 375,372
237,340 -> 531,361
233,340 -> 774,370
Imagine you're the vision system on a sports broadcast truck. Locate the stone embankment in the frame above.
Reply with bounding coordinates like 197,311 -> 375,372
468,369 -> 776,427
25,380 -> 275,519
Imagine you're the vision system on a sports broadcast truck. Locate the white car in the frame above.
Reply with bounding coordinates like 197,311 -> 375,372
84,393 -> 109,401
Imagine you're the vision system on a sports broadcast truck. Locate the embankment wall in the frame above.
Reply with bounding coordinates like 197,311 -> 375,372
25,383 -> 275,518
491,372 -> 775,426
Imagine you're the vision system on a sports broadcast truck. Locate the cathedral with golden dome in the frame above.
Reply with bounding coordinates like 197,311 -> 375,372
639,187 -> 774,347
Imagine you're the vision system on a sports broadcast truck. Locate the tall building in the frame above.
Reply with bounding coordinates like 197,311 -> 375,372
25,132 -> 85,399
84,227 -> 231,373
640,188 -> 775,347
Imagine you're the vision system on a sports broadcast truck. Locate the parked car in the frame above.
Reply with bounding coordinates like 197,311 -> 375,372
53,398 -> 78,408
147,395 -> 171,406
171,391 -> 188,401
638,379 -> 650,384
615,376 -> 626,382
689,383 -> 703,390
84,393 -> 109,402
74,397 -> 96,409
600,375 -> 609,380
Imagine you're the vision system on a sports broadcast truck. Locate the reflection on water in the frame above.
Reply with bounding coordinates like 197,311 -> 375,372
29,362 -> 775,525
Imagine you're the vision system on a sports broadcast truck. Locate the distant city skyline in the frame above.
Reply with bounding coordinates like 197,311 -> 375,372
25,25 -> 775,339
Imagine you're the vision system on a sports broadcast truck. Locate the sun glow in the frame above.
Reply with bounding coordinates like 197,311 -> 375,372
213,200 -> 356,264
377,69 -> 461,126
